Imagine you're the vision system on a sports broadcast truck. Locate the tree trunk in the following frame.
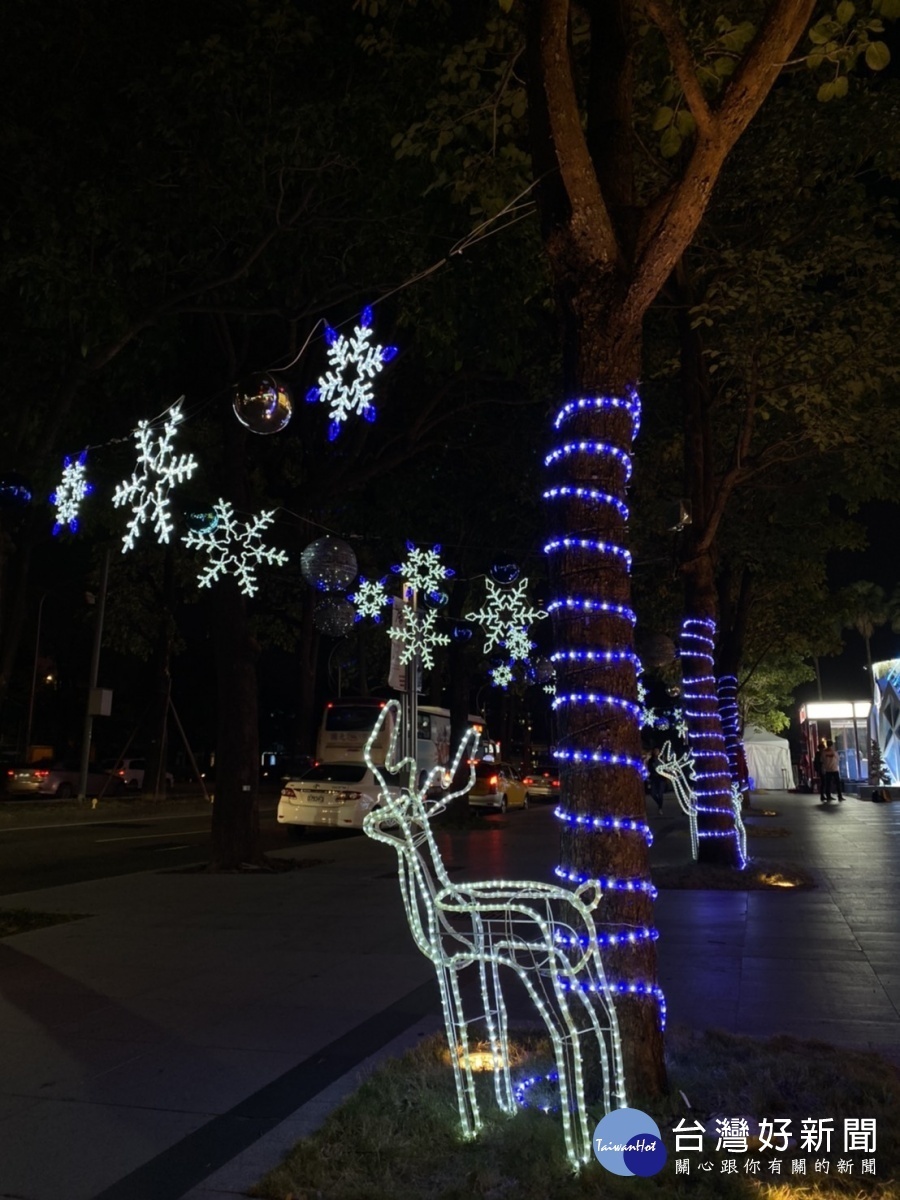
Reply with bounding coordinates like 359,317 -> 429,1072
527,2 -> 665,1097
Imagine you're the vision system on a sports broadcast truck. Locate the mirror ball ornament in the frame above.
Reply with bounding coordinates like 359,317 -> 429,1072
490,561 -> 520,585
232,373 -> 293,435
534,657 -> 555,685
183,506 -> 219,535
424,589 -> 449,609
300,536 -> 358,592
314,597 -> 356,637
451,624 -> 473,642
0,472 -> 33,509
638,633 -> 676,669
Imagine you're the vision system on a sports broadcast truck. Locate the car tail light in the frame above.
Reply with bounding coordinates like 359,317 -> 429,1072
522,776 -> 533,785
34,770 -> 49,778
281,786 -> 297,798
5,770 -> 12,778
552,778 -> 560,787
337,791 -> 364,802
489,775 -> 498,789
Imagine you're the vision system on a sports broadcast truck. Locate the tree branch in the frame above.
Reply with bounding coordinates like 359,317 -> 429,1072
639,0 -> 713,135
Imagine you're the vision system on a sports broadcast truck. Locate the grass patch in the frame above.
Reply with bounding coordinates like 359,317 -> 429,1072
0,909 -> 87,937
252,1027 -> 899,1200
652,860 -> 816,890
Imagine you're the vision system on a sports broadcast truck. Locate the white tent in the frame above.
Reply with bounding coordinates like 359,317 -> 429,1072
743,725 -> 793,790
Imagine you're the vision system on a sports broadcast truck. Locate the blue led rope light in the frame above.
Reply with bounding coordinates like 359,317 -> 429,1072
550,648 -> 641,668
679,617 -> 747,867
543,485 -> 630,522
547,597 -> 637,624
543,537 -> 632,569
552,392 -> 641,440
553,805 -> 653,844
544,390 -> 664,1025
555,927 -> 659,949
543,441 -> 633,482
552,692 -> 642,720
561,978 -> 668,1031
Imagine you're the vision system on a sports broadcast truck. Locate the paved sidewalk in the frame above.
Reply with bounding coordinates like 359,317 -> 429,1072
0,791 -> 897,1199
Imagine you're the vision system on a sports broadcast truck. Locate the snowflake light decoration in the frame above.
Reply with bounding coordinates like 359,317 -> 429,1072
387,608 -> 450,671
504,626 -> 533,662
391,542 -> 454,595
306,306 -> 398,441
113,399 -> 198,552
465,577 -> 547,656
543,681 -> 557,696
491,663 -> 515,689
350,576 -> 390,622
182,499 -> 288,597
51,450 -> 92,534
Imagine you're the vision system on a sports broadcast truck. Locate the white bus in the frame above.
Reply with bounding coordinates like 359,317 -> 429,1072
316,698 -> 490,780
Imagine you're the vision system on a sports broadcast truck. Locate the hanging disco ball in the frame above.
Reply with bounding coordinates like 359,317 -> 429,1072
182,506 -> 219,535
424,589 -> 449,609
314,597 -> 356,637
534,657 -> 555,684
490,560 -> 520,585
0,472 -> 32,509
300,536 -> 358,592
232,373 -> 293,435
451,624 -> 473,642
638,633 -> 677,669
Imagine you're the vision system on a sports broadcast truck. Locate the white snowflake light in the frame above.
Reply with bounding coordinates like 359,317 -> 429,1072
51,450 -> 92,535
543,681 -> 557,696
504,626 -> 533,662
392,542 -> 454,595
351,577 -> 390,622
492,663 -> 515,689
113,398 -> 198,552
466,578 -> 547,656
306,306 -> 397,441
182,498 -> 288,597
387,608 -> 450,670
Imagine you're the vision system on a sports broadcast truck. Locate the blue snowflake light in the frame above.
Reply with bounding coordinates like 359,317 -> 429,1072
51,451 -> 93,534
306,306 -> 398,440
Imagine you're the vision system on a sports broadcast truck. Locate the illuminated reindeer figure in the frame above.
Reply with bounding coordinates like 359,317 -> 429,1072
655,740 -> 747,863
363,700 -> 626,1168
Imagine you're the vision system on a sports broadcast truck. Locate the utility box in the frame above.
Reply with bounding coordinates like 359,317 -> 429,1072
88,688 -> 113,717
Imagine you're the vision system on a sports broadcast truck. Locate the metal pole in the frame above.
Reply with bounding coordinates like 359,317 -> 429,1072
24,593 -> 47,761
77,548 -> 111,801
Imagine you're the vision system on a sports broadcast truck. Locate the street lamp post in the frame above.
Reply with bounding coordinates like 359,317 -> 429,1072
77,548 -> 111,801
23,592 -> 48,761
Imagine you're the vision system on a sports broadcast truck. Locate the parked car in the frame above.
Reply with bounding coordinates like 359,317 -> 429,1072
468,761 -> 529,812
277,762 -> 397,833
102,758 -> 174,790
521,765 -> 560,802
34,761 -> 124,798
1,764 -> 44,798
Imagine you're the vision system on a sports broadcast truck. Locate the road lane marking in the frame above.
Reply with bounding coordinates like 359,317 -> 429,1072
95,829 -> 209,843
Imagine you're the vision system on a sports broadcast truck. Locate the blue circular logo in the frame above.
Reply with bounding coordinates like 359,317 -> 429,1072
592,1107 -> 667,1177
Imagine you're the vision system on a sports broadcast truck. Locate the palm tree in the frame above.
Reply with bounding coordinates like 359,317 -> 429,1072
839,580 -> 895,688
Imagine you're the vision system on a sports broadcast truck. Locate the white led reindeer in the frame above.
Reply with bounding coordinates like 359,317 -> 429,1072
363,700 -> 626,1168
655,740 -> 747,863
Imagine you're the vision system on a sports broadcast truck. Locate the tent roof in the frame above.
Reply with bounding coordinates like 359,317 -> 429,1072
743,724 -> 789,744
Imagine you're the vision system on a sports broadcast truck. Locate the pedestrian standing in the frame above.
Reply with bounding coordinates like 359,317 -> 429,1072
647,747 -> 665,813
822,739 -> 843,803
813,737 -> 827,802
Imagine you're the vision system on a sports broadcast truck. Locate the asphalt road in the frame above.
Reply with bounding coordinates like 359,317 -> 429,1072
0,803 -> 353,896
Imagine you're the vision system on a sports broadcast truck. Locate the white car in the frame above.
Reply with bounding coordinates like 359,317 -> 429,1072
103,758 -> 174,790
277,762 -> 396,832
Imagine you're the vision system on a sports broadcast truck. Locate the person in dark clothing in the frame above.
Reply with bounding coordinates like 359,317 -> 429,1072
822,739 -> 843,802
647,748 -> 665,813
813,738 -> 827,802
